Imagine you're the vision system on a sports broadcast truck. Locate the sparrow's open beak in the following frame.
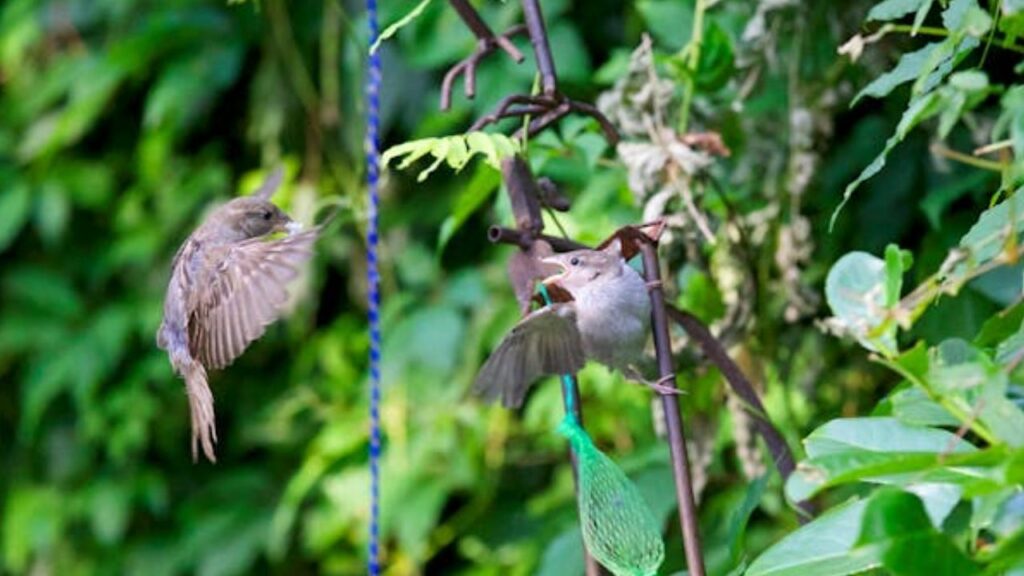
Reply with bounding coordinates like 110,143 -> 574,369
284,219 -> 304,235
539,255 -> 568,284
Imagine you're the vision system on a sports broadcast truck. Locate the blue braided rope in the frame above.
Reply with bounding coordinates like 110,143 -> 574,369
365,0 -> 382,573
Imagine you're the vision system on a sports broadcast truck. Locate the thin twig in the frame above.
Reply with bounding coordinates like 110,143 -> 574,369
931,143 -> 1008,172
975,139 -> 1013,156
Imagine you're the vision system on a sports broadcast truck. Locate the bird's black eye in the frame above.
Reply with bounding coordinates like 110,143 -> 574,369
570,256 -> 581,266
261,210 -> 273,221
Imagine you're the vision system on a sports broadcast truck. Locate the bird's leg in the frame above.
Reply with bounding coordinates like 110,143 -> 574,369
624,364 -> 685,396
441,0 -> 526,110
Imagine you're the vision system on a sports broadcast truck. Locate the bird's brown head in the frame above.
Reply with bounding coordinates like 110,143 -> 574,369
218,197 -> 293,239
204,167 -> 295,241
540,239 -> 624,293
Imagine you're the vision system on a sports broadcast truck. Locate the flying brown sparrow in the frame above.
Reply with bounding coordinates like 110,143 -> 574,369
156,168 -> 317,462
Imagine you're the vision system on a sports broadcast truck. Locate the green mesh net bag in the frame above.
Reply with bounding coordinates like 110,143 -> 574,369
558,387 -> 665,576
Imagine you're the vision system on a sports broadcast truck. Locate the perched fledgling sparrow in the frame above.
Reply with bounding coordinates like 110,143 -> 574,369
156,168 -> 317,462
475,239 -> 669,408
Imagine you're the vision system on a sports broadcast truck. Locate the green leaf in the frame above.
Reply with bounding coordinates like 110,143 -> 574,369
17,56 -> 125,161
853,36 -> 977,106
955,190 -> 1024,280
696,21 -> 735,92
890,387 -> 960,427
383,132 -> 520,182
35,181 -> 69,244
976,299 -> 1024,347
942,0 -> 992,35
803,418 -> 974,459
786,417 -> 979,502
912,339 -> 1024,448
920,170 -> 992,229
1,486 -> 65,573
833,91 -> 946,229
370,0 -> 433,54
0,182 -> 31,252
537,527 -> 587,576
825,251 -> 897,354
853,43 -> 936,105
437,164 -> 501,252
885,244 -> 910,306
912,0 -> 936,34
636,0 -> 694,51
857,488 -> 980,575
868,0 -> 928,21
746,499 -> 878,576
727,473 -> 769,566
948,70 -> 988,92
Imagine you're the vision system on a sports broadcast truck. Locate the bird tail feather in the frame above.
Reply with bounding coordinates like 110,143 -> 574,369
183,360 -> 217,463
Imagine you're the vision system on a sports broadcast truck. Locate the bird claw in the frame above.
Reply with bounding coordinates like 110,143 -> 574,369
624,366 -> 683,396
440,24 -> 527,110
645,374 -> 684,396
469,92 -> 620,145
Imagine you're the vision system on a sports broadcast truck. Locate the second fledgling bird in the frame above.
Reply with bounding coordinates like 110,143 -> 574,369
156,168 -> 317,462
474,239 -> 667,408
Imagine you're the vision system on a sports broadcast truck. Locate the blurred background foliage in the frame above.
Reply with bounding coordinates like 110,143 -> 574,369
2,0 -> 1024,575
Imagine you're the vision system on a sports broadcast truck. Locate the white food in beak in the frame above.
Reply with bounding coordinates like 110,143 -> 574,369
285,221 -> 304,235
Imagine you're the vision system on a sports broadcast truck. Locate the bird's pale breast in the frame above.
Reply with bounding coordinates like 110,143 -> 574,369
572,264 -> 650,369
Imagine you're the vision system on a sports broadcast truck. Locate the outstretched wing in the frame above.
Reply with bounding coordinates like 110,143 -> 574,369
189,229 -> 317,370
473,304 -> 586,408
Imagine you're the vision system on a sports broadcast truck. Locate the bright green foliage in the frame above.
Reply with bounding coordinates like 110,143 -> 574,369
381,131 -> 521,182
4,0 -> 1024,574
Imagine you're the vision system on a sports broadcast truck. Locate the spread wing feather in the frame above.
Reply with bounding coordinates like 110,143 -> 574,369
473,304 -> 586,408
189,229 -> 317,370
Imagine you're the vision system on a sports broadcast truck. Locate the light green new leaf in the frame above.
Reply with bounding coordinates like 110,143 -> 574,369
884,244 -> 911,306
381,132 -> 522,182
369,0 -> 433,54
